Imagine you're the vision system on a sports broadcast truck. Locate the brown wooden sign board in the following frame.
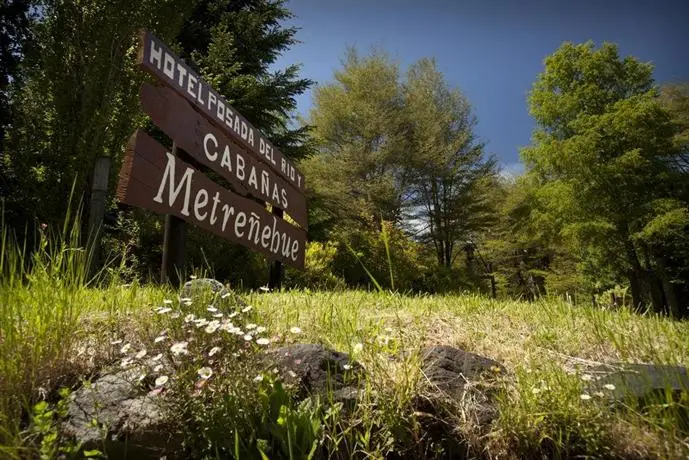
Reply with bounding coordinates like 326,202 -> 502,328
140,83 -> 307,229
137,30 -> 305,194
117,130 -> 306,268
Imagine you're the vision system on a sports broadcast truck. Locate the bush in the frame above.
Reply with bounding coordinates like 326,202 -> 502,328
285,241 -> 346,290
330,220 -> 428,291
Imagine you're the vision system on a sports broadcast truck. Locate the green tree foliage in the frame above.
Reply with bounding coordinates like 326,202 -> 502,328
0,0 -> 33,224
522,41 -> 689,316
2,0 -> 192,232
0,0 -> 32,149
178,0 -> 313,161
306,49 -> 406,234
304,51 -> 495,291
482,175 -> 587,300
402,58 -> 496,268
303,50 -> 429,289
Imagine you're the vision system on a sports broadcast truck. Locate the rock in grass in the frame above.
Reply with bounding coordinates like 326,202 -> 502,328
413,346 -> 506,455
420,345 -> 505,397
62,368 -> 179,459
265,344 -> 362,403
588,363 -> 689,405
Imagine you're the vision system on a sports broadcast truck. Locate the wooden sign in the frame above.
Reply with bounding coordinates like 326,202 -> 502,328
117,130 -> 306,268
140,83 -> 307,229
137,30 -> 305,194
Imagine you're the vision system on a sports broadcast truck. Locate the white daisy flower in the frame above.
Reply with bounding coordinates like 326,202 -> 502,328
289,327 -> 302,334
256,326 -> 266,333
603,383 -> 616,391
241,306 -> 252,313
170,342 -> 189,355
157,307 -> 172,314
197,367 -> 213,380
152,353 -> 163,361
154,364 -> 164,372
253,374 -> 264,383
163,299 -> 173,304
256,338 -> 270,346
205,321 -> 220,334
209,346 -> 221,357
207,306 -> 218,312
580,393 -> 591,400
155,375 -> 169,387
154,335 -> 167,343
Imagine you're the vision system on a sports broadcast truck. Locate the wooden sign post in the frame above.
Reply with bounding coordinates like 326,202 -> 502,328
117,31 -> 307,284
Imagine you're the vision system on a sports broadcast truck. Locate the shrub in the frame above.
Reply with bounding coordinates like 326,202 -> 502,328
285,241 -> 346,290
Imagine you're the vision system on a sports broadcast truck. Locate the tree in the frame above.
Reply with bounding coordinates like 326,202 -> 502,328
306,49 -> 406,235
178,0 -> 314,162
523,41 -> 689,316
3,0 -> 193,231
0,0 -> 32,204
482,175 -> 588,301
402,58 -> 496,268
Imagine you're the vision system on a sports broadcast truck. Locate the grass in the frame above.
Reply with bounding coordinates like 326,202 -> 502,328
2,225 -> 689,458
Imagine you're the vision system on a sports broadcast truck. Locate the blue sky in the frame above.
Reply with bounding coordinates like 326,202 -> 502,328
273,0 -> 689,174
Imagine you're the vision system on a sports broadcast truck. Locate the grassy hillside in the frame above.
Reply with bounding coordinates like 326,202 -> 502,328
1,233 -> 688,458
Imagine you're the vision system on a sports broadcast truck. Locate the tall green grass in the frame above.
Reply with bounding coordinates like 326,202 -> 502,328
249,290 -> 689,458
0,208 -> 90,451
0,211 -> 174,457
1,210 -> 688,457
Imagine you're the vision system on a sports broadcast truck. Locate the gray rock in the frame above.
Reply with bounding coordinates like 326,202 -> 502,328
265,344 -> 362,400
62,368 -> 179,459
420,345 -> 505,397
588,363 -> 689,404
412,346 -> 505,455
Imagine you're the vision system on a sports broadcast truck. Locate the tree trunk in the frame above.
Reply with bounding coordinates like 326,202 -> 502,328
625,243 -> 646,312
656,255 -> 682,318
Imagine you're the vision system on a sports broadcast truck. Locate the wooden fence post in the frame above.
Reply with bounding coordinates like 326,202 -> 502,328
88,156 -> 111,277
160,143 -> 186,286
267,207 -> 284,290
